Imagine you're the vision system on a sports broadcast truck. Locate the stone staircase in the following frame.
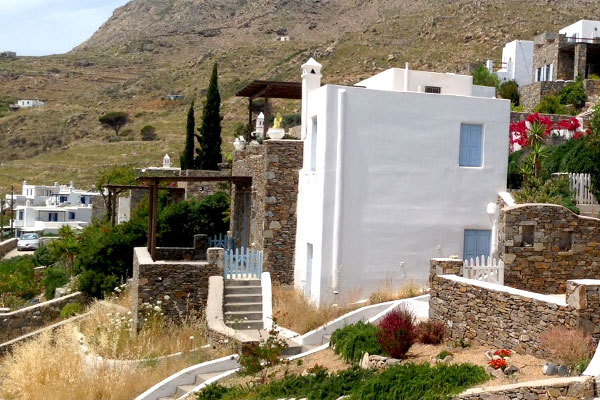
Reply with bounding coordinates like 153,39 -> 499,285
223,279 -> 263,330
157,371 -> 225,400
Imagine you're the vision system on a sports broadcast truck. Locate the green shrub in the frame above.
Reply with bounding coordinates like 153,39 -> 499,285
437,350 -> 453,360
41,267 -> 68,300
140,125 -> 158,141
0,256 -> 38,300
513,175 -> 578,213
77,269 -> 119,298
559,80 -> 587,109
330,322 -> 382,364
590,104 -> 600,135
239,328 -> 288,377
498,80 -> 519,106
508,150 -> 524,189
281,113 -> 301,129
33,246 -> 56,267
471,65 -> 499,88
535,95 -> 567,115
60,302 -> 84,318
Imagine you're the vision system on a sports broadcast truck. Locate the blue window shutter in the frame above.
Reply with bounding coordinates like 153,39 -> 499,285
464,230 -> 478,260
469,125 -> 482,167
464,229 -> 491,260
459,125 -> 471,166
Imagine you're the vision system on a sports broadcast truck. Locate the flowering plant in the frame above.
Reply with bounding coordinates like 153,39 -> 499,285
488,358 -> 508,370
493,349 -> 511,358
557,117 -> 581,132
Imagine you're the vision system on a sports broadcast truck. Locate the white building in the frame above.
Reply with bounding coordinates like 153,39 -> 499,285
8,181 -> 99,234
559,20 -> 600,43
488,40 -> 534,86
294,58 -> 510,306
15,99 -> 44,108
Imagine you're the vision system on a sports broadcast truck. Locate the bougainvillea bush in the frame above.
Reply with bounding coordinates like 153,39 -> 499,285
376,308 -> 416,359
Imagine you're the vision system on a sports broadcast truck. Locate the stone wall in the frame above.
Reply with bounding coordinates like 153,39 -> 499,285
429,260 -> 600,359
154,234 -> 209,261
498,203 -> 600,294
584,79 -> 600,100
519,81 -> 566,111
0,238 -> 17,258
457,376 -> 595,400
132,247 -> 222,323
533,34 -> 559,81
231,140 -> 303,284
0,292 -> 87,343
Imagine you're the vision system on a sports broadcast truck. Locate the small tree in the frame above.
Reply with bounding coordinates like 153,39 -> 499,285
498,80 -> 520,106
140,125 -> 158,141
99,112 -> 130,137
472,64 -> 499,89
195,63 -> 222,170
180,101 -> 195,169
48,226 -> 80,277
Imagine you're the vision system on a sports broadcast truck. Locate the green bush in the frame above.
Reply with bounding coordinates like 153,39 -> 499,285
513,175 -> 579,213
498,80 -> 519,106
559,80 -> 587,109
508,150 -> 524,189
140,125 -> 158,141
77,269 -> 119,298
60,302 -> 84,318
33,245 -> 56,267
0,256 -> 38,300
330,322 -> 383,364
281,113 -> 301,129
471,65 -> 499,89
534,95 -> 567,115
41,267 -> 68,300
590,104 -> 600,135
196,363 -> 488,400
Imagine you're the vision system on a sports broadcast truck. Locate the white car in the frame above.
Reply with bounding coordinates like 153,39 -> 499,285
17,233 -> 40,251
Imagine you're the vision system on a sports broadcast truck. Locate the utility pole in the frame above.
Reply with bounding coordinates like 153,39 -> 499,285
10,186 -> 14,238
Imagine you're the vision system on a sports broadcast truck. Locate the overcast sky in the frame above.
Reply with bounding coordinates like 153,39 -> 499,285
0,0 -> 130,56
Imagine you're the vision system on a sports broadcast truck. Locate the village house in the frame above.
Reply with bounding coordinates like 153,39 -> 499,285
486,39 -> 534,87
7,181 -> 99,234
294,58 -> 510,306
12,99 -> 45,108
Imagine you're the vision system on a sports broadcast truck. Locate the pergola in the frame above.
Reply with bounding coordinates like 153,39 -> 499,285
136,174 -> 252,260
236,80 -> 302,138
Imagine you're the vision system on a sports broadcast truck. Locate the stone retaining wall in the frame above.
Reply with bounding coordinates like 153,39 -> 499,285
0,292 -> 87,343
0,238 -> 17,258
132,247 -> 223,323
519,81 -> 566,111
154,234 -> 209,261
498,203 -> 600,294
456,376 -> 595,399
584,79 -> 600,100
231,140 -> 303,284
430,260 -> 600,359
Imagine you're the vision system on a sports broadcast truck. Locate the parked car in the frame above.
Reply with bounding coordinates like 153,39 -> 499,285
17,233 -> 40,251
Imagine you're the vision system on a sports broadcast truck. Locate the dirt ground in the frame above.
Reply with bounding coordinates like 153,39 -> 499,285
224,343 -> 549,390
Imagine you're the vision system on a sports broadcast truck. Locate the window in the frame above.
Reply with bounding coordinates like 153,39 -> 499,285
459,124 -> 483,167
310,116 -> 318,171
47,212 -> 58,222
18,210 -> 23,221
59,195 -> 68,204
69,212 -> 76,220
557,231 -> 572,251
464,230 -> 491,261
521,225 -> 534,247
424,86 -> 441,94
81,196 -> 86,205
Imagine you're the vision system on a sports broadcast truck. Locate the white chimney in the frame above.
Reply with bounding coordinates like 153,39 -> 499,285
301,58 -> 322,140
163,154 -> 171,169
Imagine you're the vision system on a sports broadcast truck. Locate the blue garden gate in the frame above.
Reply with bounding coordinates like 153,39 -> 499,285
224,247 -> 262,279
209,233 -> 235,251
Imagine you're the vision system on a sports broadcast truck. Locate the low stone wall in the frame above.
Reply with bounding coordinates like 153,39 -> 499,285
498,203 -> 600,294
0,292 -> 87,343
519,81 -> 566,111
154,234 -> 209,261
456,376 -> 595,399
132,247 -> 223,323
584,79 -> 600,100
429,260 -> 600,359
0,238 -> 17,258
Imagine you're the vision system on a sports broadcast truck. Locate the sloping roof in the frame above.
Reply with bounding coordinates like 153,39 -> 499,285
236,80 -> 302,99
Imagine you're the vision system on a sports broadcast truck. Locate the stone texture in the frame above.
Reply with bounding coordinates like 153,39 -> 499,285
518,81 -> 566,112
0,292 -> 87,343
231,140 -> 303,284
498,203 -> 600,295
456,377 -> 594,400
0,238 -> 17,258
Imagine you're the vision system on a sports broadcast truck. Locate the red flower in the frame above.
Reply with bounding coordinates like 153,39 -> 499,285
493,349 -> 511,358
557,117 -> 581,132
526,112 -> 554,136
488,358 -> 508,370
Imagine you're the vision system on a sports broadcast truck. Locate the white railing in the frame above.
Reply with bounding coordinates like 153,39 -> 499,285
224,247 -> 262,280
463,256 -> 504,285
554,172 -> 598,205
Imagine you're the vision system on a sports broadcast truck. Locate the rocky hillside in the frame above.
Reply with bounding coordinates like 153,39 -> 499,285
0,0 -> 599,192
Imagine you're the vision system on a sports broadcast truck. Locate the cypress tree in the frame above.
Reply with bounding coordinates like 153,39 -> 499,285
180,100 -> 195,169
195,63 -> 222,170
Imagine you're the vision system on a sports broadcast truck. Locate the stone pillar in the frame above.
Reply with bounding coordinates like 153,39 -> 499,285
193,234 -> 209,252
566,279 -> 600,335
429,258 -> 463,284
207,247 -> 225,272
232,183 -> 251,248
574,43 -> 588,80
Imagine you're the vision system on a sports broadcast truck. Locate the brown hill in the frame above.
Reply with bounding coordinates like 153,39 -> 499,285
0,0 -> 599,192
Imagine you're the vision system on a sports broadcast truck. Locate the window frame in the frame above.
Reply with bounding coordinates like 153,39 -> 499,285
459,123 -> 484,168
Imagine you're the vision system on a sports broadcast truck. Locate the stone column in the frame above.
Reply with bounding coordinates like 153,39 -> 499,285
574,43 -> 588,79
207,247 -> 225,273
429,258 -> 463,284
566,279 -> 600,335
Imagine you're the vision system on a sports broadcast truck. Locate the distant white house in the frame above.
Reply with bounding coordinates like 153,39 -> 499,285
8,181 -> 99,234
15,99 -> 45,108
487,40 -> 534,86
559,19 -> 600,43
294,58 -> 510,306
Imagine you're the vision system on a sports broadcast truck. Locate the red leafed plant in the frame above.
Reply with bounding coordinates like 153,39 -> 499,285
376,308 -> 416,359
557,117 -> 581,132
488,358 -> 508,370
493,349 -> 511,358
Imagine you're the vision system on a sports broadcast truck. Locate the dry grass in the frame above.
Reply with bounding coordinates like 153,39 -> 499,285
273,282 -> 424,335
0,327 -> 225,400
541,327 -> 597,370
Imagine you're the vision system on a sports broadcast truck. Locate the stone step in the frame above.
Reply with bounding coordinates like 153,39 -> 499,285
224,294 -> 262,303
175,384 -> 197,398
224,302 -> 263,312
194,371 -> 225,385
228,319 -> 264,330
224,279 -> 261,287
225,310 -> 263,321
225,285 -> 262,295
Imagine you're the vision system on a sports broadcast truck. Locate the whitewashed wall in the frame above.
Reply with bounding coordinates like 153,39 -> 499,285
295,84 -> 510,306
497,40 -> 533,86
560,20 -> 600,40
357,68 -> 474,96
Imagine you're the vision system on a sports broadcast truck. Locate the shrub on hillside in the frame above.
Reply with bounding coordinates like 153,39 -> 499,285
559,80 -> 587,109
535,95 -> 568,115
415,320 -> 446,345
498,80 -> 520,106
33,245 -> 56,267
512,175 -> 578,213
471,65 -> 499,88
330,322 -> 383,364
0,256 -> 38,300
140,125 -> 158,141
541,327 -> 597,373
60,302 -> 84,318
41,267 -> 68,300
376,308 -> 416,359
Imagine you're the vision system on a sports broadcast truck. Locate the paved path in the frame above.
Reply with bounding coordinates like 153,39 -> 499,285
3,248 -> 34,259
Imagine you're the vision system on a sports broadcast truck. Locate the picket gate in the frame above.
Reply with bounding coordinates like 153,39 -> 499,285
209,233 -> 235,251
224,247 -> 262,279
463,256 -> 504,285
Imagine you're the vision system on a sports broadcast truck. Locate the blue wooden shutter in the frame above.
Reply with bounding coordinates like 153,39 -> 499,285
464,230 -> 478,260
459,124 -> 471,166
464,229 -> 491,260
459,124 -> 482,167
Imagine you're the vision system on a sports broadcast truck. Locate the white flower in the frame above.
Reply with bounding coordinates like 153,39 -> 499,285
163,295 -> 170,301
154,305 -> 161,312
189,336 -> 194,340
156,300 -> 162,305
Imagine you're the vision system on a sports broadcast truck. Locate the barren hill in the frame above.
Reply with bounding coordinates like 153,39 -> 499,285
0,0 -> 599,192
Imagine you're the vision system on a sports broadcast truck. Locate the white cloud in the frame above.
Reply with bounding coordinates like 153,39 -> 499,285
0,0 -> 130,56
